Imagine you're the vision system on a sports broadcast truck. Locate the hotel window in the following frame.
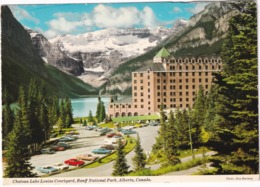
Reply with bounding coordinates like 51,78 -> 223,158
157,92 -> 160,96
186,65 -> 189,70
163,80 -> 166,83
186,91 -> 189,96
199,65 -> 202,70
148,89 -> 150,92
157,73 -> 160,76
192,85 -> 195,89
180,104 -> 183,108
173,104 -> 176,107
218,65 -> 221,69
128,105 -> 131,108
148,75 -> 150,79
134,92 -> 137,96
164,105 -> 166,108
173,79 -> 176,83
134,99 -> 137,102
134,73 -> 137,77
212,65 -> 215,69
205,85 -> 209,89
140,80 -> 143,83
134,86 -> 137,90
141,86 -> 144,90
170,98 -> 173,102
205,72 -> 208,76
186,85 -> 189,89
148,107 -> 150,110
199,72 -> 202,76
179,79 -> 182,83
148,95 -> 150,99
205,65 -> 208,70
192,72 -> 195,76
148,101 -> 150,105
110,105 -> 113,108
193,98 -> 196,101
140,73 -> 143,77
157,85 -> 160,89
179,66 -> 182,70
199,79 -> 202,83
163,85 -> 166,89
162,73 -> 166,76
141,92 -> 144,96
205,78 -> 208,82
157,98 -> 160,102
116,105 -> 119,108
170,104 -> 174,108
186,72 -> 189,76
179,85 -> 182,89
157,79 -> 160,83
122,105 -> 125,108
148,82 -> 150,86
164,92 -> 167,96
141,99 -> 144,102
134,80 -> 137,84
192,79 -> 195,83
179,72 -> 182,76
158,105 -> 161,109
192,65 -> 195,70
141,105 -> 144,108
173,92 -> 176,96
173,98 -> 176,102
186,104 -> 189,108
164,98 -> 166,102
186,98 -> 189,102
170,80 -> 173,83
173,85 -> 176,89
179,92 -> 182,96
186,79 -> 189,83
135,105 -> 137,108
180,98 -> 182,102
193,91 -> 196,96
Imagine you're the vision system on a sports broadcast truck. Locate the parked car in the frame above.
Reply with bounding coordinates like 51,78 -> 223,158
66,135 -> 79,139
149,121 -> 160,126
52,163 -> 69,171
40,148 -> 55,154
85,126 -> 95,130
76,154 -> 99,161
121,129 -> 137,135
95,127 -> 103,132
50,145 -> 65,151
92,148 -> 112,154
101,144 -> 115,150
99,128 -> 112,136
106,132 -> 117,138
59,136 -> 76,142
57,142 -> 71,149
37,165 -> 59,174
64,159 -> 85,166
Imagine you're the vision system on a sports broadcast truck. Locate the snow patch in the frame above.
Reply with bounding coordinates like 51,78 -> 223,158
41,57 -> 48,63
84,66 -> 105,72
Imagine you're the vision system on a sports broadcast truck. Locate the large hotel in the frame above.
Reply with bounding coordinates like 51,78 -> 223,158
108,47 -> 222,118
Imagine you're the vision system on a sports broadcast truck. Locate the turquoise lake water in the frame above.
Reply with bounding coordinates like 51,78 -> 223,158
71,97 -> 110,118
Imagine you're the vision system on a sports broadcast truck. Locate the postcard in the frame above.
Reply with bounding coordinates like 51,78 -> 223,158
1,0 -> 259,186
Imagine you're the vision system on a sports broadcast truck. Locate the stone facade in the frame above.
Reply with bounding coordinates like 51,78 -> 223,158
108,48 -> 222,118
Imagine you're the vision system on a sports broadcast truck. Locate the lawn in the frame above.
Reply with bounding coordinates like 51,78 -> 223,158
112,114 -> 160,122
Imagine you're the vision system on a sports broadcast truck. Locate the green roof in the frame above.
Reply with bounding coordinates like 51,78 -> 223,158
155,47 -> 171,58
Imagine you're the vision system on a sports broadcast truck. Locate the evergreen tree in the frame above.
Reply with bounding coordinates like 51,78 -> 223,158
5,110 -> 36,177
48,96 -> 59,129
165,110 -> 180,164
2,89 -> 14,139
98,102 -> 106,122
88,110 -> 94,123
159,104 -> 167,151
59,99 -> 66,128
96,96 -> 101,119
211,1 -> 258,174
132,134 -> 146,171
64,97 -> 73,127
112,139 -> 129,176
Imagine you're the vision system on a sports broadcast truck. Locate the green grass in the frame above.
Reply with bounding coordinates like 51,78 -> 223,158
84,136 -> 136,168
112,115 -> 160,122
128,158 -> 205,176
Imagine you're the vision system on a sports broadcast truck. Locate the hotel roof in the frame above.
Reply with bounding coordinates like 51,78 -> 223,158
154,47 -> 171,58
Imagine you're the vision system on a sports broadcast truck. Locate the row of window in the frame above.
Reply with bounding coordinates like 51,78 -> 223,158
133,84 -> 210,92
169,64 -> 221,70
158,104 -> 190,109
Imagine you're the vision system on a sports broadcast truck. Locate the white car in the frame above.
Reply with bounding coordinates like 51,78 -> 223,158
52,163 -> 69,171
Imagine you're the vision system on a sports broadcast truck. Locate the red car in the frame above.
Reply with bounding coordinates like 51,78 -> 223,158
64,159 -> 85,166
106,132 -> 122,138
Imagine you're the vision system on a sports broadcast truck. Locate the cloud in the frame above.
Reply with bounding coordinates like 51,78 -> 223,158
9,5 -> 40,24
186,3 -> 209,14
173,7 -> 182,13
44,4 -> 159,39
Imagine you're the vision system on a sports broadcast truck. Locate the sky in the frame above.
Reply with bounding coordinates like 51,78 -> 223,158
9,1 -> 209,39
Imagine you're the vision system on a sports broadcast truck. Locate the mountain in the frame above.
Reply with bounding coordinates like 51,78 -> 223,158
1,6 -> 97,101
102,1 -> 236,95
26,29 -> 84,76
47,27 -> 174,87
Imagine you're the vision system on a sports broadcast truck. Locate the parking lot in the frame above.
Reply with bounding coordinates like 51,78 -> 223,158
30,125 -> 114,176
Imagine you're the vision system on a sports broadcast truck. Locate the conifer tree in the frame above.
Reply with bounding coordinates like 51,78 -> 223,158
96,97 -> 101,119
64,97 -> 73,127
132,134 -> 146,171
59,99 -> 66,128
211,1 -> 258,174
88,110 -> 94,123
98,102 -> 106,122
5,110 -> 36,177
112,139 -> 129,176
2,89 -> 14,139
159,104 -> 167,151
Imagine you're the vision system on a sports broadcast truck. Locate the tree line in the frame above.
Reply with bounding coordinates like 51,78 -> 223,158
2,79 -> 74,177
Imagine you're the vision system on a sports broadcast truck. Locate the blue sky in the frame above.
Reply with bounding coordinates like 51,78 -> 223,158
9,2 -> 209,38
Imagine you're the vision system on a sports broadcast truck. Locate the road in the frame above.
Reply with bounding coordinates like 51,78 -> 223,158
49,125 -> 160,177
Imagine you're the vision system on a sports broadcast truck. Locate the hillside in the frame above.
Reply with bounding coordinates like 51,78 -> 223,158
103,1 -> 236,95
1,6 -> 97,102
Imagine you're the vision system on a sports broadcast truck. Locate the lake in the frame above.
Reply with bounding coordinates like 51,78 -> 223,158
71,97 -> 110,118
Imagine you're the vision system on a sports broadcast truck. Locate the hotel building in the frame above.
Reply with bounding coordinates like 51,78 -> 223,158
108,47 -> 222,118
